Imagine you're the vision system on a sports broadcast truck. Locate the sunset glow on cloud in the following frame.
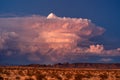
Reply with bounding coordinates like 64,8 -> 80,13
0,13 -> 120,63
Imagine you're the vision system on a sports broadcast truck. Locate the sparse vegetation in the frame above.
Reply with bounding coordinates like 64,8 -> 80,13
36,73 -> 46,80
16,76 -> 20,80
75,74 -> 84,80
65,73 -> 72,79
0,76 -> 3,80
0,66 -> 120,80
25,78 -> 34,80
99,73 -> 108,80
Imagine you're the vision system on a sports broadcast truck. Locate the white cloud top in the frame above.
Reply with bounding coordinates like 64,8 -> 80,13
0,13 -> 119,63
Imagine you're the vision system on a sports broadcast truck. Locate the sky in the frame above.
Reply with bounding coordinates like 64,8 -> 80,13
0,0 -> 120,65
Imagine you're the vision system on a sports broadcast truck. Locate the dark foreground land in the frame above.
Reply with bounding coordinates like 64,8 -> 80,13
0,63 -> 120,80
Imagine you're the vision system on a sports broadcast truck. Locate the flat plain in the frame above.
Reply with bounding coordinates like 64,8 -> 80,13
0,66 -> 120,80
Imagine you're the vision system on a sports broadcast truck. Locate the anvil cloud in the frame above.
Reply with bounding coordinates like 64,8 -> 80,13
0,13 -> 120,63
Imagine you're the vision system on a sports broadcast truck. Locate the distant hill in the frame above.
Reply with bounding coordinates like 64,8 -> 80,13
23,63 -> 120,69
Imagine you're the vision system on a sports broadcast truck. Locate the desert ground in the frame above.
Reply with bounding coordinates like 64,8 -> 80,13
0,66 -> 120,80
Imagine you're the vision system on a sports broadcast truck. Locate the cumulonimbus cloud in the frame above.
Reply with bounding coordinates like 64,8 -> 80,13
0,13 -> 119,63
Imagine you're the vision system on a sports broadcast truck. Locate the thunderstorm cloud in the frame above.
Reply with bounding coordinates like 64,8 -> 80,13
0,13 -> 120,63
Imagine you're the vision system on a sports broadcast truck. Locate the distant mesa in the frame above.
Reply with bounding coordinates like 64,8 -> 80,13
47,13 -> 58,19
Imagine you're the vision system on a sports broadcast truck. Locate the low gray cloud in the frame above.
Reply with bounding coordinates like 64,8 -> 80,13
0,13 -> 119,63
99,58 -> 113,62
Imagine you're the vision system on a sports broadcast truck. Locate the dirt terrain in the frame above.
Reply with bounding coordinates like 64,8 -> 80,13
0,66 -> 120,80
